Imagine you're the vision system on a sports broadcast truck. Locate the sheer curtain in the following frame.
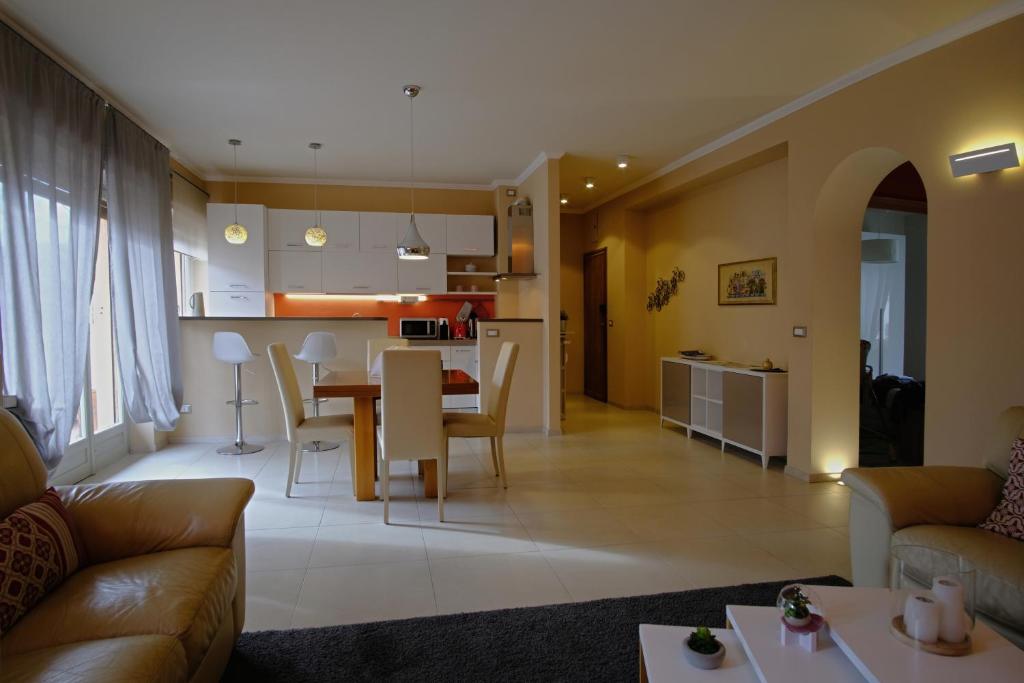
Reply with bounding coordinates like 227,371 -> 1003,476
0,23 -> 104,469
104,109 -> 182,431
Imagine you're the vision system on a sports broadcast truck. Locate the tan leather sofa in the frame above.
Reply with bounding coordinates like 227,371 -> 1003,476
0,409 -> 254,682
842,407 -> 1024,645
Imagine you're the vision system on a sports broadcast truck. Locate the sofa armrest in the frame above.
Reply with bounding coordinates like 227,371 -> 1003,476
57,478 -> 255,565
841,466 -> 1003,531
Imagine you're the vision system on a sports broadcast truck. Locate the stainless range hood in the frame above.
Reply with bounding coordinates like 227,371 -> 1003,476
494,197 -> 537,280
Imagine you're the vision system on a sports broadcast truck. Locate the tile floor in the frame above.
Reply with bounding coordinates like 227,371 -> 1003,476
85,396 -> 851,631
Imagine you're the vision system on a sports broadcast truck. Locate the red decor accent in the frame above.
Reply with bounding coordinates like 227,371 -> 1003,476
273,294 -> 495,336
0,488 -> 83,632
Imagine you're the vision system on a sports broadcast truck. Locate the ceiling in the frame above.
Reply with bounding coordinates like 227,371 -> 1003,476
0,0 -> 1010,209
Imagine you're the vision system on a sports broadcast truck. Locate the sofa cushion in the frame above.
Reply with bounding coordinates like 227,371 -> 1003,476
1,546 -> 235,674
893,524 -> 1024,631
0,488 -> 84,633
980,438 -> 1024,541
0,634 -> 187,683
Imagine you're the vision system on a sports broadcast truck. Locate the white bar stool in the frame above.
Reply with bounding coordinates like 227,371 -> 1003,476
294,331 -> 340,453
212,331 -> 264,455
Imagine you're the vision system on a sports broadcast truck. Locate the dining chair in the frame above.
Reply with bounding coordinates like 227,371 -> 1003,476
377,349 -> 446,523
267,342 -> 354,497
444,341 -> 519,489
367,336 -> 410,373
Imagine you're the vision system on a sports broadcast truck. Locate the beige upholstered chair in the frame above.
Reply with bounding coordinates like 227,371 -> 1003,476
367,336 -> 409,371
267,342 -> 354,497
377,349 -> 446,523
444,341 -> 519,489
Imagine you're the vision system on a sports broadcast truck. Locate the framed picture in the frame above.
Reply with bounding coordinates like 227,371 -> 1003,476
718,257 -> 777,305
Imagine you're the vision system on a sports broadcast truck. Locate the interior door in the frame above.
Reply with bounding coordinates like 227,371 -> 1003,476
583,248 -> 608,402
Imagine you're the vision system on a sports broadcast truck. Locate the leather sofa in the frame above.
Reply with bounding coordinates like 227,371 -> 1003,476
0,409 -> 254,682
843,406 -> 1024,645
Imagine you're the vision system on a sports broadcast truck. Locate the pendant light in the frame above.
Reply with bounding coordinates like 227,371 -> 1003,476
397,84 -> 429,260
223,139 -> 248,245
305,142 -> 328,247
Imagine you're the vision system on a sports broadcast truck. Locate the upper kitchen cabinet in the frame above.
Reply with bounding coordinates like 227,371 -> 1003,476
207,203 -> 267,292
397,254 -> 446,294
324,250 -> 398,293
358,212 -> 400,253
267,208 -> 319,251
268,251 -> 323,293
321,210 -> 360,252
446,215 -> 494,256
396,213 -> 446,253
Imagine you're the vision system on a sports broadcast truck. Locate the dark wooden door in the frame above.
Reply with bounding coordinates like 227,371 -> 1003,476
583,248 -> 608,402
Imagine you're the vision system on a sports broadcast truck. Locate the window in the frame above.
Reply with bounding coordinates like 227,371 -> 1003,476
173,250 -> 194,316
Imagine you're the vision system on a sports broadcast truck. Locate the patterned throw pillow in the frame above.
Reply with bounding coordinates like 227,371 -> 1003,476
0,488 -> 83,633
979,438 -> 1024,541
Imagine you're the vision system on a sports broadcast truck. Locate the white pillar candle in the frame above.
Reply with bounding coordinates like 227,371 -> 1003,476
903,592 -> 941,644
932,576 -> 968,643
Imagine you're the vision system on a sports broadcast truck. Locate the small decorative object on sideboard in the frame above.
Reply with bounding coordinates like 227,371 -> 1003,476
683,626 -> 726,670
761,357 -> 774,371
889,545 -> 975,656
646,266 -> 685,312
777,584 -> 825,652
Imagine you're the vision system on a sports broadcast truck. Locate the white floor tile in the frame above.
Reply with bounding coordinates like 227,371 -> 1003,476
308,523 -> 426,568
244,568 -> 305,632
430,552 -> 570,614
292,561 -> 436,627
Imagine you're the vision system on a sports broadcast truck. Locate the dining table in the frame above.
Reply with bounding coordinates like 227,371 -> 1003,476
314,368 -> 480,501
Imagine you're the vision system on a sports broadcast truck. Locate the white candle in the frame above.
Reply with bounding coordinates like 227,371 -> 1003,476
903,592 -> 941,644
932,576 -> 968,643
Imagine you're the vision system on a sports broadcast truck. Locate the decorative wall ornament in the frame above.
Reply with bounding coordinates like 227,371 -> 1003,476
647,267 -> 685,312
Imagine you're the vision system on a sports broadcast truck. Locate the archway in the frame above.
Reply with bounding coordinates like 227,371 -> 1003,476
806,147 -> 929,478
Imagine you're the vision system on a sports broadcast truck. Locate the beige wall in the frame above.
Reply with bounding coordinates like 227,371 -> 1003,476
644,156 -> 790,408
479,321 -> 544,431
173,318 -> 387,442
559,213 -> 585,394
582,16 -> 1024,476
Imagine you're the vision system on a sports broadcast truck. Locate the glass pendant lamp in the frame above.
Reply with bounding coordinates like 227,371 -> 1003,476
223,139 -> 248,244
397,85 -> 429,260
305,142 -> 328,247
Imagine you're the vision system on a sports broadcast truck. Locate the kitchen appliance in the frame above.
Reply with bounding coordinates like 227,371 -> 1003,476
438,318 -> 450,340
495,197 -> 537,281
399,317 -> 437,339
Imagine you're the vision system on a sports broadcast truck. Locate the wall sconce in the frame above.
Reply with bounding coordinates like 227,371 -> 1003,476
948,142 -> 1019,177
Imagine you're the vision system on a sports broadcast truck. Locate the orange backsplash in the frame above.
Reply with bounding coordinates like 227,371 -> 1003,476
273,294 -> 496,336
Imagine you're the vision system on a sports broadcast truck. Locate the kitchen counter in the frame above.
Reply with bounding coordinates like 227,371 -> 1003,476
180,316 -> 388,321
485,318 -> 542,323
407,339 -> 478,347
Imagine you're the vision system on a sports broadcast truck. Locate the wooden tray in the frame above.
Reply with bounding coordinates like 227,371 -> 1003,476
889,615 -> 972,656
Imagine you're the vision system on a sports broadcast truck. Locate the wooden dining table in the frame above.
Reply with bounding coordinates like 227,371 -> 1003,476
314,368 -> 479,501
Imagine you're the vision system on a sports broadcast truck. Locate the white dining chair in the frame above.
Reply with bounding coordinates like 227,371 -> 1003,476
444,341 -> 519,489
377,349 -> 446,523
267,342 -> 354,498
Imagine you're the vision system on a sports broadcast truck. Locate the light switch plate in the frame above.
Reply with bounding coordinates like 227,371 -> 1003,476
181,403 -> 192,414
792,326 -> 808,338
486,329 -> 499,337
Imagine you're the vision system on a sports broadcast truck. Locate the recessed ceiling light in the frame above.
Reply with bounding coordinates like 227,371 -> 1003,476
560,194 -> 569,205
616,155 -> 629,169
584,177 -> 595,189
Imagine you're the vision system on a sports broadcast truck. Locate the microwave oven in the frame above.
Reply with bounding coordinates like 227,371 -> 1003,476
399,318 -> 437,339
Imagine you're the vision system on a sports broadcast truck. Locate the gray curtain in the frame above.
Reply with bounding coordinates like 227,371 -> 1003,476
104,110 -> 182,431
0,23 -> 104,469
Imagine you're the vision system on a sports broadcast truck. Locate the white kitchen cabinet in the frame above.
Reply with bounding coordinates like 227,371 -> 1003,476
446,215 -> 494,256
321,211 -> 360,252
396,213 -> 446,253
207,203 -> 267,292
397,254 -> 446,294
267,208 -> 320,251
208,291 -> 268,317
323,250 -> 397,293
268,251 -> 323,293
359,212 -> 400,253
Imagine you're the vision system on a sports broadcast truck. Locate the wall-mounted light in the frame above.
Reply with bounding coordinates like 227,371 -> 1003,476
616,155 -> 629,169
560,194 -> 569,205
949,142 -> 1019,177
283,293 -> 427,302
584,177 -> 595,189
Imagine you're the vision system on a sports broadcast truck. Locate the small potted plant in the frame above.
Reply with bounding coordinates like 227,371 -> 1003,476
779,586 -> 813,627
683,626 -> 726,670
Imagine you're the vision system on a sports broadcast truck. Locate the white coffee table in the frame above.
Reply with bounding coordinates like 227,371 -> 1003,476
639,625 -> 758,682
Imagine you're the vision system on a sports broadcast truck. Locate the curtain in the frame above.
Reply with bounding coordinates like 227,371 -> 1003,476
104,109 -> 182,431
0,23 -> 105,469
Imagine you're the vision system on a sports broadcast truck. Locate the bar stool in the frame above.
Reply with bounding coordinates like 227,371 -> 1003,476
294,332 -> 339,453
213,331 -> 264,455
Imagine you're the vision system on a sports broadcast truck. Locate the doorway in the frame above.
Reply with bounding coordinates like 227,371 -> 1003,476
858,162 -> 927,467
583,248 -> 608,402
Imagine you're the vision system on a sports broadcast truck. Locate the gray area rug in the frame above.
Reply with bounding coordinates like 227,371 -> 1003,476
224,575 -> 850,682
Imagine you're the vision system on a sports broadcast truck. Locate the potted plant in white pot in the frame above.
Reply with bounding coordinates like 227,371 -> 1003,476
683,626 -> 726,670
778,585 -> 813,627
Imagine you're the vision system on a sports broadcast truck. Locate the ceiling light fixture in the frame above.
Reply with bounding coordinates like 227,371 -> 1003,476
560,194 -> 569,205
223,139 -> 248,245
948,142 -> 1019,177
584,177 -> 595,189
397,84 -> 430,260
616,155 -> 630,169
305,142 -> 328,246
